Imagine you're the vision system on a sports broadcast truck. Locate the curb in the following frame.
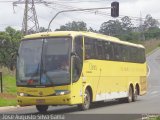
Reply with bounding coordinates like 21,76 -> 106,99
0,105 -> 33,111
0,106 -> 17,111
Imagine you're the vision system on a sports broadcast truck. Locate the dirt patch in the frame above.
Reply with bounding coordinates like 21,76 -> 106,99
0,93 -> 16,99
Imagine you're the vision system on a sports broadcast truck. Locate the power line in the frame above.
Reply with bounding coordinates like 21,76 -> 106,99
2,0 -> 160,21
0,1 -> 15,2
53,0 -> 107,3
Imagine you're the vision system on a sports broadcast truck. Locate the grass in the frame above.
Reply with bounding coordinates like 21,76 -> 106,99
0,68 -> 17,107
3,75 -> 16,94
131,39 -> 160,54
149,116 -> 160,120
141,39 -> 160,53
0,98 -> 17,106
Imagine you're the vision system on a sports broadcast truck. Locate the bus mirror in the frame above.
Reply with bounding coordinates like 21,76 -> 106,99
71,52 -> 81,62
71,52 -> 77,57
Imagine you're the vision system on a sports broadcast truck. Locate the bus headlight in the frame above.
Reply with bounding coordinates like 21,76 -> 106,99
17,92 -> 28,97
55,90 -> 70,96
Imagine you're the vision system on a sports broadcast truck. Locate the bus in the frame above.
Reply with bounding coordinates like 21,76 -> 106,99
16,31 -> 147,112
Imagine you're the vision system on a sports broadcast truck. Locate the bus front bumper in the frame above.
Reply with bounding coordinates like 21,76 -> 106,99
17,94 -> 72,106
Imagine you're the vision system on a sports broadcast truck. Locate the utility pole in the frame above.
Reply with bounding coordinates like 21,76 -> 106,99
139,12 -> 145,40
13,0 -> 51,35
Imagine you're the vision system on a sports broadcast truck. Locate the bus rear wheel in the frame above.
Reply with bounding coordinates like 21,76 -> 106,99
78,89 -> 91,111
126,86 -> 133,103
133,87 -> 138,102
36,105 -> 48,113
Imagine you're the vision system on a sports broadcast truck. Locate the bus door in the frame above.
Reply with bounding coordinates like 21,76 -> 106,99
71,36 -> 84,104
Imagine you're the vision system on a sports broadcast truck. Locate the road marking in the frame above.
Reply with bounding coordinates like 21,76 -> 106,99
147,64 -> 150,77
150,91 -> 158,95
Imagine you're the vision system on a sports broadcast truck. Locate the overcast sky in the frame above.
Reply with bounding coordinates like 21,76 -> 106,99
0,0 -> 160,31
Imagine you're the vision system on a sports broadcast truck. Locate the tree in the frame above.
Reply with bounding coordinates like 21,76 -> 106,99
143,14 -> 159,31
0,27 -> 22,70
99,20 -> 122,36
88,27 -> 98,33
39,27 -> 49,32
55,21 -> 88,31
121,16 -> 133,33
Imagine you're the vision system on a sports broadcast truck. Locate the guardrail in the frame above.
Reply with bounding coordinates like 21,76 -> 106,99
0,72 -> 2,93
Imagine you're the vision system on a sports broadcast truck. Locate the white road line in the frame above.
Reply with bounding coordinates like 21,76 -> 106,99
150,91 -> 159,95
147,64 -> 150,77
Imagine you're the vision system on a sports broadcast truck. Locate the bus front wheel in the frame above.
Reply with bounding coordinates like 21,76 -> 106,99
36,105 -> 48,113
78,89 -> 91,111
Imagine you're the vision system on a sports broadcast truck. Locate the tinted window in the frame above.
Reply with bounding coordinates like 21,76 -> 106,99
84,37 -> 96,60
104,41 -> 114,60
122,45 -> 129,62
95,40 -> 105,60
113,43 -> 122,61
84,36 -> 146,63
72,36 -> 83,82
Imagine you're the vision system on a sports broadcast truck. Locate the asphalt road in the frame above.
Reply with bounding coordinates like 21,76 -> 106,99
0,49 -> 160,119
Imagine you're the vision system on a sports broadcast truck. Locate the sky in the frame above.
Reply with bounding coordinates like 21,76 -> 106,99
0,0 -> 160,31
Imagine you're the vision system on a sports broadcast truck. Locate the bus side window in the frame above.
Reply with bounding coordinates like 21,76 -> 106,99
123,45 -> 129,62
113,43 -> 121,61
95,40 -> 105,60
129,47 -> 137,63
137,48 -> 146,63
104,41 -> 114,60
84,37 -> 96,60
72,36 -> 83,82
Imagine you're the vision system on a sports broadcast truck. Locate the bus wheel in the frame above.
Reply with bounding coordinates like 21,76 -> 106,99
126,86 -> 133,103
133,87 -> 138,102
78,89 -> 91,111
36,105 -> 48,113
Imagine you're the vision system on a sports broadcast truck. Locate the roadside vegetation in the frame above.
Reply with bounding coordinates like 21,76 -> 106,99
137,39 -> 160,54
0,67 -> 16,107
149,116 -> 160,120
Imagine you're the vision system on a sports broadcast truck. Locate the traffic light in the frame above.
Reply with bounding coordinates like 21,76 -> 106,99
111,2 -> 119,17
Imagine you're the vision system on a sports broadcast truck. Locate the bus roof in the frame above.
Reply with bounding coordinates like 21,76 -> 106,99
23,31 -> 145,48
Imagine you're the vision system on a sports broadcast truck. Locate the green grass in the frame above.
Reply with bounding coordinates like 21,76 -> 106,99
3,75 -> 16,94
0,74 -> 17,107
0,98 -> 17,106
150,116 -> 160,120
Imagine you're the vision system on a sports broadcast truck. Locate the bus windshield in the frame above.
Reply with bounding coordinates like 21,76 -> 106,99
17,37 -> 71,86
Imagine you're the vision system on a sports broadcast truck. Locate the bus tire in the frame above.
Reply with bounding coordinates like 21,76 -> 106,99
78,89 -> 91,111
36,105 -> 48,113
126,86 -> 133,103
133,87 -> 138,102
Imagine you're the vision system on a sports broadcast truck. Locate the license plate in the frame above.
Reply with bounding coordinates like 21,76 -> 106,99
36,99 -> 45,104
